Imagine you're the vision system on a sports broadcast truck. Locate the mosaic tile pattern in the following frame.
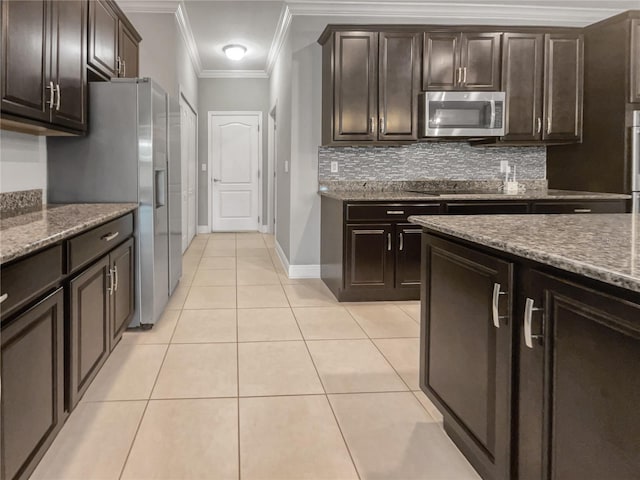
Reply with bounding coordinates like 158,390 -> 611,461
318,143 -> 546,182
0,189 -> 43,220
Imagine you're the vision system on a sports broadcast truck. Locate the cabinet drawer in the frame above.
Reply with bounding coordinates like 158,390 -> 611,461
0,245 -> 64,321
531,201 -> 626,214
346,203 -> 441,222
67,213 -> 133,273
446,202 -> 529,214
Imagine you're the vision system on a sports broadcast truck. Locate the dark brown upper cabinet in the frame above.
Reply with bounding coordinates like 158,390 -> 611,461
423,32 -> 501,91
501,33 -> 544,141
631,19 -> 640,103
1,0 -> 86,133
88,0 -> 141,80
543,33 -> 583,142
321,29 -> 420,145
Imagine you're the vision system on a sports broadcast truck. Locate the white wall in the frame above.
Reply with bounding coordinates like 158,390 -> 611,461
197,78 -> 270,227
0,130 -> 47,197
269,31 -> 293,259
126,12 -> 198,108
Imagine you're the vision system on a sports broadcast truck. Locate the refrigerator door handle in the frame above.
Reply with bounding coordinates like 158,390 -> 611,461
155,169 -> 166,208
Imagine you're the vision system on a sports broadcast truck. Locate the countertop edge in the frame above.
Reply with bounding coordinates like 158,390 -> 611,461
1,204 -> 138,265
408,215 -> 640,294
319,190 -> 632,201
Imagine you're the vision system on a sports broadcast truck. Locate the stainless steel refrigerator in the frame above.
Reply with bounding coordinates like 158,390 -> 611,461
47,78 -> 182,328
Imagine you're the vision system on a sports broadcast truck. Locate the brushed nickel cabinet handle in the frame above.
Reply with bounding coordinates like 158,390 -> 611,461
47,81 -> 55,108
574,208 -> 592,213
101,231 -> 120,242
399,232 -> 404,251
55,84 -> 61,110
0,293 -> 8,304
536,117 -> 542,134
492,283 -> 507,328
379,116 -> 385,134
116,56 -> 122,75
107,268 -> 114,295
463,67 -> 467,85
386,210 -> 405,215
387,233 -> 391,251
455,67 -> 461,85
369,117 -> 375,134
546,117 -> 551,134
122,60 -> 126,77
113,265 -> 119,292
524,298 -> 544,348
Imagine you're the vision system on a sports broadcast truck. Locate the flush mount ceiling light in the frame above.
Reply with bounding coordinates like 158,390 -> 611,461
223,44 -> 247,61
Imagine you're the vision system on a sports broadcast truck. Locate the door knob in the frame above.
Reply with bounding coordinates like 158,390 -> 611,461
213,178 -> 221,182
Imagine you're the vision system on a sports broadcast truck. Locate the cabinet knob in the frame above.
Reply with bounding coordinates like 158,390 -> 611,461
524,298 -> 544,348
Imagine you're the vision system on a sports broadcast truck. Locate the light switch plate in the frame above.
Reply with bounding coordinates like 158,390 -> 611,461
284,161 -> 289,173
330,161 -> 339,173
201,164 -> 207,171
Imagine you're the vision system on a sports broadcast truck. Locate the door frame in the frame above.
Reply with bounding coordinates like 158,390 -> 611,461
179,91 -> 198,250
207,111 -> 263,233
267,103 -> 277,235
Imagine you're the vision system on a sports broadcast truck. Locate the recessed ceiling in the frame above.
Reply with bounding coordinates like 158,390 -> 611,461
119,0 -> 640,77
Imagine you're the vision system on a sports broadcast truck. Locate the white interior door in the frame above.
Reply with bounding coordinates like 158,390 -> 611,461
210,114 -> 260,232
180,98 -> 198,251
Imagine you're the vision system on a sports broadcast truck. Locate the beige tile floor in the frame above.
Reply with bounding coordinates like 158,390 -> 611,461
31,233 -> 479,480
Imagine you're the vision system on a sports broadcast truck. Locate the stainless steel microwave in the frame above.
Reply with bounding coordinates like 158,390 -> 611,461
419,91 -> 506,137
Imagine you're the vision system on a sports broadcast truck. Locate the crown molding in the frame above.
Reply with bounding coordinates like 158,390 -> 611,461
199,70 -> 269,79
118,0 -> 180,14
265,4 -> 293,76
286,1 -> 626,26
175,2 -> 203,73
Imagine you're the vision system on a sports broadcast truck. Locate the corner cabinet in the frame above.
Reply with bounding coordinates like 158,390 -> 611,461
321,29 -> 421,145
87,0 -> 140,80
423,32 -> 501,91
421,236 -> 513,480
0,0 -> 87,134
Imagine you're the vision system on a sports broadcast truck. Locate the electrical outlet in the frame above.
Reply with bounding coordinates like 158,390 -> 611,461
201,164 -> 207,171
500,160 -> 509,173
330,161 -> 339,173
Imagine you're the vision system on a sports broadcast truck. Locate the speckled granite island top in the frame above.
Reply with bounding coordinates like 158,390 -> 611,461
0,203 -> 137,265
320,189 -> 631,201
408,214 -> 640,293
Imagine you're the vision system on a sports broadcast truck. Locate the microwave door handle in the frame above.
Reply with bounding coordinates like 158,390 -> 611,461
489,100 -> 496,129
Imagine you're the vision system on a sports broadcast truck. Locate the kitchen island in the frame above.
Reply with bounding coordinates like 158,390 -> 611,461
408,213 -> 640,480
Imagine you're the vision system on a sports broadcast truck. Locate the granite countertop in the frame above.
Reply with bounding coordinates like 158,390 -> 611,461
320,189 -> 632,202
408,213 -> 640,293
0,203 -> 138,265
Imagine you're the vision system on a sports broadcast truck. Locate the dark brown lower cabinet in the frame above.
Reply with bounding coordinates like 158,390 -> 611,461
1,288 -> 65,480
395,223 -> 422,288
69,256 -> 111,408
421,235 -> 513,480
518,270 -> 640,480
110,237 -> 135,346
345,224 -> 394,292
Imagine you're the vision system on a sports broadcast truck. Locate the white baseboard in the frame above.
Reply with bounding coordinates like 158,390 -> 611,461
273,241 -> 320,279
197,225 -> 210,234
288,264 -> 321,279
259,224 -> 271,234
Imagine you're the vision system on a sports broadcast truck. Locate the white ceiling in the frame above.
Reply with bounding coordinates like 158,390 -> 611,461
118,0 -> 640,78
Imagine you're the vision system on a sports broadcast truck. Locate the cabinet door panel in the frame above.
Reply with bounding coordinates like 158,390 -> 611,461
1,0 -> 50,122
1,289 -> 64,480
378,32 -> 420,141
423,32 -> 460,91
501,33 -> 543,141
69,256 -> 110,408
345,224 -> 393,289
118,21 -> 139,78
631,19 -> 640,103
543,34 -> 583,141
50,0 -> 86,131
333,32 -> 378,141
519,270 -> 640,480
110,238 -> 134,348
88,0 -> 118,78
423,236 -> 513,479
460,32 -> 501,90
395,224 -> 422,288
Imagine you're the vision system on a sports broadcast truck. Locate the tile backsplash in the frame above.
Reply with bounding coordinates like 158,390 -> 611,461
318,143 -> 546,182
